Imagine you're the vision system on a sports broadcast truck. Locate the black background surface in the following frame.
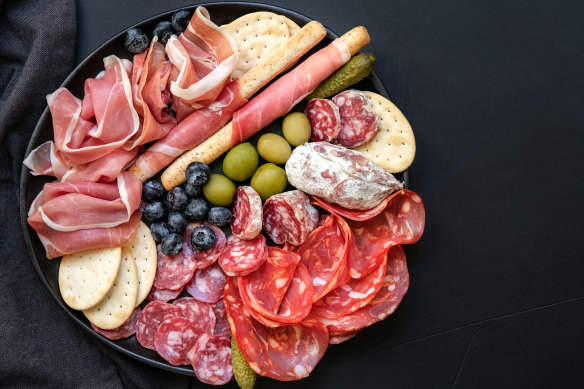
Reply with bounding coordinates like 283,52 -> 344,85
4,0 -> 584,387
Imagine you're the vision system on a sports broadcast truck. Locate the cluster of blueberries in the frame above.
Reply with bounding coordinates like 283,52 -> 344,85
124,9 -> 192,54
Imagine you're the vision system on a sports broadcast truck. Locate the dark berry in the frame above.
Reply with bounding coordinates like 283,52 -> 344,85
185,161 -> 210,186
167,211 -> 187,234
183,182 -> 201,198
143,180 -> 164,201
184,198 -> 208,220
190,225 -> 215,251
150,221 -> 169,243
207,207 -> 233,227
124,28 -> 149,54
143,201 -> 166,222
153,21 -> 173,44
172,10 -> 192,32
166,186 -> 189,211
161,233 -> 183,256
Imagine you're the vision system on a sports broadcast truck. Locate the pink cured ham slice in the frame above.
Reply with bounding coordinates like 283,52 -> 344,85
135,300 -> 183,350
328,329 -> 361,345
61,147 -> 139,183
305,98 -> 341,142
185,262 -> 227,303
212,299 -> 231,337
331,90 -> 379,148
154,317 -> 204,366
230,186 -> 262,240
224,278 -> 329,380
183,222 -> 226,269
218,234 -> 267,276
23,141 -> 69,181
263,191 -> 319,246
91,307 -> 140,340
188,334 -> 233,385
153,245 -> 197,290
231,38 -> 351,146
146,285 -> 183,303
172,297 -> 216,335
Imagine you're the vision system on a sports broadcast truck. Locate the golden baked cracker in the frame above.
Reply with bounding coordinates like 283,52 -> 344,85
280,15 -> 300,35
355,91 -> 416,173
83,248 -> 138,330
58,247 -> 122,311
124,221 -> 157,307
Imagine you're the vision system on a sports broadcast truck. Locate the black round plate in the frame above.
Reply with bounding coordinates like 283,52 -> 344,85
19,1 -> 399,376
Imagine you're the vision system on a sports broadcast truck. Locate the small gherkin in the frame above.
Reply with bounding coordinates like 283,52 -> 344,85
231,337 -> 256,389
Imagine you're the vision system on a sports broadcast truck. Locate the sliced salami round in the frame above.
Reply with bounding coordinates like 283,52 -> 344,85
231,186 -> 263,240
172,297 -> 216,334
212,299 -> 231,337
136,300 -> 182,350
184,221 -> 226,269
218,234 -> 267,276
328,329 -> 360,345
185,262 -> 227,304
154,317 -> 204,366
153,245 -> 196,291
332,89 -> 379,148
263,190 -> 319,246
146,285 -> 183,303
305,98 -> 341,142
91,307 -> 140,340
224,278 -> 329,381
188,333 -> 233,385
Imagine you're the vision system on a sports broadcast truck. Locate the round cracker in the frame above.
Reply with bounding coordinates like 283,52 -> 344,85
280,15 -> 300,35
354,91 -> 416,173
83,249 -> 138,330
59,247 -> 122,311
125,221 -> 157,307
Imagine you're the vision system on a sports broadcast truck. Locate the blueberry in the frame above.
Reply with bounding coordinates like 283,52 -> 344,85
143,201 -> 166,222
143,180 -> 164,202
167,186 -> 189,211
153,21 -> 173,44
184,198 -> 208,220
190,225 -> 215,251
172,10 -> 192,32
161,233 -> 183,256
207,207 -> 233,227
167,211 -> 187,234
124,28 -> 149,54
150,221 -> 169,243
183,182 -> 201,198
185,161 -> 210,186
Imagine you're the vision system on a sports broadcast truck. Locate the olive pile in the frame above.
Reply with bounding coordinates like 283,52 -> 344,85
123,9 -> 192,54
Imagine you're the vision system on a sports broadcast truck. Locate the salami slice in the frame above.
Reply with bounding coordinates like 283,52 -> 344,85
231,186 -> 263,240
172,297 -> 216,334
184,222 -> 226,269
146,285 -> 183,302
136,300 -> 182,350
224,278 -> 329,381
218,234 -> 267,276
263,190 -> 319,246
185,262 -> 227,304
328,329 -> 361,345
332,89 -> 379,148
154,317 -> 204,366
188,333 -> 233,385
212,299 -> 231,337
91,307 -> 140,340
153,245 -> 197,290
305,98 -> 341,142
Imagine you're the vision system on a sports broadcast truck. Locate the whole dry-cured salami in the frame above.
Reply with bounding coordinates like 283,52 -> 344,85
328,329 -> 361,345
331,89 -> 379,147
188,333 -> 233,385
185,262 -> 227,304
212,299 -> 231,337
91,307 -> 140,340
218,234 -> 267,276
305,98 -> 341,142
224,278 -> 329,381
172,297 -> 216,334
263,190 -> 319,246
231,186 -> 263,240
136,300 -> 182,350
146,285 -> 183,302
153,245 -> 196,290
184,222 -> 226,269
154,317 -> 204,366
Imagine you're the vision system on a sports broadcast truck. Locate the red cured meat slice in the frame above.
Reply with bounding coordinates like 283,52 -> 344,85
230,186 -> 263,240
183,222 -> 226,269
224,278 -> 329,381
188,333 -> 233,385
311,255 -> 387,319
331,89 -> 379,148
312,192 -> 396,222
218,234 -> 267,276
154,317 -> 204,366
328,329 -> 361,345
136,300 -> 182,350
297,214 -> 350,301
305,98 -> 341,142
91,307 -> 140,340
212,299 -> 231,337
172,297 -> 216,334
185,262 -> 227,304
146,285 -> 183,303
153,245 -> 197,290
263,191 -> 319,246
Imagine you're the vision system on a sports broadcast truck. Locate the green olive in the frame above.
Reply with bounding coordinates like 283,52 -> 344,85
203,174 -> 236,206
257,133 -> 292,164
222,143 -> 259,181
282,112 -> 311,146
250,163 -> 287,201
